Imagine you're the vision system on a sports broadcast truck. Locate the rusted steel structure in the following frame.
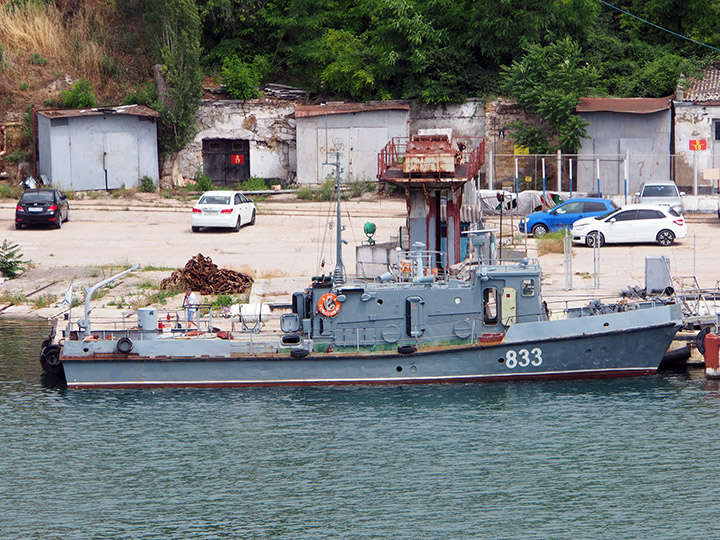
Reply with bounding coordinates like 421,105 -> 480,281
378,134 -> 485,265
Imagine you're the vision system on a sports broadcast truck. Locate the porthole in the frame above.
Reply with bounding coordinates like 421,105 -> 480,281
396,366 -> 403,372
377,299 -> 383,305
454,297 -> 462,304
498,357 -> 505,364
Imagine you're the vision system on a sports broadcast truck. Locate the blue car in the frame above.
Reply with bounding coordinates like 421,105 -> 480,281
519,197 -> 618,236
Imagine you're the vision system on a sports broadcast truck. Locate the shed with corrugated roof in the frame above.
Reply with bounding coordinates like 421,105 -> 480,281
36,105 -> 160,191
295,102 -> 410,185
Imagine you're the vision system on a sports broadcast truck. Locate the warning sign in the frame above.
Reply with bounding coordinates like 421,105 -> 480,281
231,154 -> 244,164
690,139 -> 707,151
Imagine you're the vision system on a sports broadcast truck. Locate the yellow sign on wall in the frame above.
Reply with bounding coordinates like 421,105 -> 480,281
514,145 -> 530,155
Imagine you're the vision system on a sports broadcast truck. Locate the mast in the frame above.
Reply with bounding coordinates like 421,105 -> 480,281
331,138 -> 345,284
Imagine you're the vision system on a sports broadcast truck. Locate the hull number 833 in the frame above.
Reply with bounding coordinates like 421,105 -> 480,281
504,348 -> 543,368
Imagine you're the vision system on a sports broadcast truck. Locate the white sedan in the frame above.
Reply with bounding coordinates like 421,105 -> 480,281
571,204 -> 687,247
191,190 -> 256,232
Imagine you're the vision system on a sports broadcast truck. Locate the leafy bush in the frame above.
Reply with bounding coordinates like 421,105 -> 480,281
193,171 -> 214,191
60,79 -> 97,108
212,294 -> 234,308
140,176 -> 156,193
221,55 -> 263,100
240,176 -> 267,191
0,240 -> 29,279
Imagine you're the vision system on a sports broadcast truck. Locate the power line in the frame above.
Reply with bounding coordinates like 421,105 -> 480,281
598,0 -> 720,53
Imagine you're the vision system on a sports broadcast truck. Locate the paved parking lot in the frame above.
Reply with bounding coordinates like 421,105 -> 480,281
1,193 -> 719,314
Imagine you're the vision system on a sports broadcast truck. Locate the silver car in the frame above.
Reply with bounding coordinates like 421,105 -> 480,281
635,181 -> 684,214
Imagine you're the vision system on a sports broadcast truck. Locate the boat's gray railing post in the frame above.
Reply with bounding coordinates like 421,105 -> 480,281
79,264 -> 139,335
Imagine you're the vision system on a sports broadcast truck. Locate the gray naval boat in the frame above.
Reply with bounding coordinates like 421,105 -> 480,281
40,231 -> 683,389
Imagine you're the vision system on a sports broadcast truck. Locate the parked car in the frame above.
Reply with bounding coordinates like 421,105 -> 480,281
15,188 -> 69,229
191,190 -> 256,232
519,197 -> 618,236
571,204 -> 687,247
635,181 -> 684,214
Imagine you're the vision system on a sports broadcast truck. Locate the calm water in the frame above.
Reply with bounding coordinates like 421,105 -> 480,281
2,318 -> 720,539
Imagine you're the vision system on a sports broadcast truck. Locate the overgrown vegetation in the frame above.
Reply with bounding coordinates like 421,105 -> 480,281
140,175 -> 156,193
240,176 -> 267,191
535,231 -> 568,257
0,240 -> 29,279
192,170 -> 214,192
296,178 -> 375,201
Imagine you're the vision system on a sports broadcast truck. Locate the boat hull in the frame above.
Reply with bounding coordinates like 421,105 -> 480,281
60,316 -> 681,389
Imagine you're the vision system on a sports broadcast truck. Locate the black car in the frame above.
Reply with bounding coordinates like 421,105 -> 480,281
15,189 -> 69,229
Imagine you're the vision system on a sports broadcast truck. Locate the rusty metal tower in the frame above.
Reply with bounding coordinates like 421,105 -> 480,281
377,133 -> 485,266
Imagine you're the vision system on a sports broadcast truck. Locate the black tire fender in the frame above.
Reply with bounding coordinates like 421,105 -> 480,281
116,337 -> 133,354
40,344 -> 64,375
398,344 -> 417,354
696,327 -> 711,355
290,348 -> 309,358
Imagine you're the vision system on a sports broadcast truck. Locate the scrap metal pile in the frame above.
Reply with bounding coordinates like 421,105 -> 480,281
160,254 -> 253,294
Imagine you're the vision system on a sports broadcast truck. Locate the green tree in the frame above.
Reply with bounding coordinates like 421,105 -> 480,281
501,37 -> 599,152
144,0 -> 203,154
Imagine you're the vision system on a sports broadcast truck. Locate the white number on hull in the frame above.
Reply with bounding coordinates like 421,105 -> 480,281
505,348 -> 542,368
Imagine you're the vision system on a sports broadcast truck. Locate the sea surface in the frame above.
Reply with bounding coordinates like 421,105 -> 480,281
2,318 -> 720,539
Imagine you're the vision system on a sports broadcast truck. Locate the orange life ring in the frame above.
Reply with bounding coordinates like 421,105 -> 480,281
317,292 -> 341,317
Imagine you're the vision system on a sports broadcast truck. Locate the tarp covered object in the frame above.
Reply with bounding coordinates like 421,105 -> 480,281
477,190 -> 574,216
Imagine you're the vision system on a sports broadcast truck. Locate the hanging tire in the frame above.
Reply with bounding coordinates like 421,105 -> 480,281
116,337 -> 133,354
398,344 -> 417,354
586,231 -> 604,248
290,348 -> 309,358
656,229 -> 675,246
40,344 -> 64,375
531,223 -> 549,236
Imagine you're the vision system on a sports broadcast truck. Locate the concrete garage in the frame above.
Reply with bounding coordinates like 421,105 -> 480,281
295,102 -> 410,185
576,96 -> 672,196
36,105 -> 160,191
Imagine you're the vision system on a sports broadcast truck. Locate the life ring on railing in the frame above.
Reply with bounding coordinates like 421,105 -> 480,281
317,292 -> 341,317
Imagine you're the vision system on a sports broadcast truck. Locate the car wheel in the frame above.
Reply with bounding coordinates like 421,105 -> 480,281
531,223 -> 548,236
55,217 -> 62,229
656,229 -> 675,246
586,231 -> 604,248
249,210 -> 256,226
64,211 -> 69,223
234,216 -> 242,232
15,222 -> 21,230
191,226 -> 201,233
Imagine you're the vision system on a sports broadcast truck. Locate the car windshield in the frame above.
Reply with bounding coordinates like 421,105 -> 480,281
199,195 -> 231,205
21,191 -> 54,203
642,185 -> 677,197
